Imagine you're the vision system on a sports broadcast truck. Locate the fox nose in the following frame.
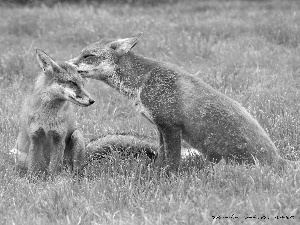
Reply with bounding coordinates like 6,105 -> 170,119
89,99 -> 95,105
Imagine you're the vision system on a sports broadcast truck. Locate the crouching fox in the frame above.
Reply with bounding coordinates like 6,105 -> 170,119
12,49 -> 95,178
67,33 -> 290,172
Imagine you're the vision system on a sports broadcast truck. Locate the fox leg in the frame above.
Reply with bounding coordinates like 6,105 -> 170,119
48,132 -> 65,176
49,142 -> 65,176
69,130 -> 86,178
28,128 -> 47,178
28,142 -> 47,177
155,130 -> 166,168
160,125 -> 182,173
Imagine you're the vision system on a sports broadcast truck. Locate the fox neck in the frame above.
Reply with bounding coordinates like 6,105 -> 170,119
31,88 -> 70,117
33,93 -> 70,116
33,76 -> 70,116
26,91 -> 71,131
107,52 -> 154,99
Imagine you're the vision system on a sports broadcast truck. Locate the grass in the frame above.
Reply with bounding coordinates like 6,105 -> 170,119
1,0 -> 300,224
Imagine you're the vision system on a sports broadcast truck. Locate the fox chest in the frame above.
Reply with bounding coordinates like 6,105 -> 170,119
28,113 -> 69,137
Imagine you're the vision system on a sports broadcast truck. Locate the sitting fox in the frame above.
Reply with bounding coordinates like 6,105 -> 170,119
67,34 -> 289,172
12,49 -> 95,178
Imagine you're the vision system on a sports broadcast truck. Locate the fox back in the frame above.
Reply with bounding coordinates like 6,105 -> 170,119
67,34 -> 286,172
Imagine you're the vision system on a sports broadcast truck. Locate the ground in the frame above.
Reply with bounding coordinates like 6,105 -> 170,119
0,0 -> 300,224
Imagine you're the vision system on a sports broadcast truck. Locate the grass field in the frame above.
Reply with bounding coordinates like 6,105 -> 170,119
1,0 -> 300,224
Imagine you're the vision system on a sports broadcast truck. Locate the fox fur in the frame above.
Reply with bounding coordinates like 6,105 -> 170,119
86,133 -> 157,162
67,34 -> 290,172
13,49 -> 94,178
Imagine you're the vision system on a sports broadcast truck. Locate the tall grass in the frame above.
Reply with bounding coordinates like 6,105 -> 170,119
1,0 -> 300,224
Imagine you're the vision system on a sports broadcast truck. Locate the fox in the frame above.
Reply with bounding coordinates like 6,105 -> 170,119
66,33 -> 291,173
12,49 -> 95,178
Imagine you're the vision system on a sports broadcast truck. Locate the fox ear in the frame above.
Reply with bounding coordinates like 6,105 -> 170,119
36,49 -> 62,76
111,32 -> 143,57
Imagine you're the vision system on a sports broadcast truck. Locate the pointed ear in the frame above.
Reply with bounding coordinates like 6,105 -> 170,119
36,49 -> 62,76
111,32 -> 143,57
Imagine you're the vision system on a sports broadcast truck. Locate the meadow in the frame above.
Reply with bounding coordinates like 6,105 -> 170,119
1,0 -> 300,224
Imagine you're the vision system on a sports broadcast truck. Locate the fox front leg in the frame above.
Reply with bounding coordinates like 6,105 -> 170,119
69,130 -> 86,178
28,128 -> 47,179
28,142 -> 47,178
154,128 -> 166,170
158,125 -> 182,174
49,143 -> 65,176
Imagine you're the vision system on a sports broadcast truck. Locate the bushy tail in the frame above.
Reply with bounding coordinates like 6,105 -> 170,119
84,133 -> 158,164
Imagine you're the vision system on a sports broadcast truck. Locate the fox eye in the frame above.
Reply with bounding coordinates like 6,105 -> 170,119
83,54 -> 95,59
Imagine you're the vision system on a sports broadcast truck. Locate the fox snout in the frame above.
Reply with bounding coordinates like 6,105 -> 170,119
81,86 -> 95,106
67,85 -> 95,107
89,98 -> 95,105
77,92 -> 95,107
67,58 -> 76,64
66,57 -> 115,81
66,59 -> 92,78
67,58 -> 81,70
70,95 -> 95,107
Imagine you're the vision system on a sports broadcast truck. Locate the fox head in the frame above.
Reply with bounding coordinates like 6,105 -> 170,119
66,33 -> 143,81
36,49 -> 95,107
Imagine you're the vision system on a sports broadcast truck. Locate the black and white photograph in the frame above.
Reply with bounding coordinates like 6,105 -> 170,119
0,0 -> 300,224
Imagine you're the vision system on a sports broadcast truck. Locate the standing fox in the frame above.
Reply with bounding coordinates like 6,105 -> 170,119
12,49 -> 95,178
67,34 -> 288,172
